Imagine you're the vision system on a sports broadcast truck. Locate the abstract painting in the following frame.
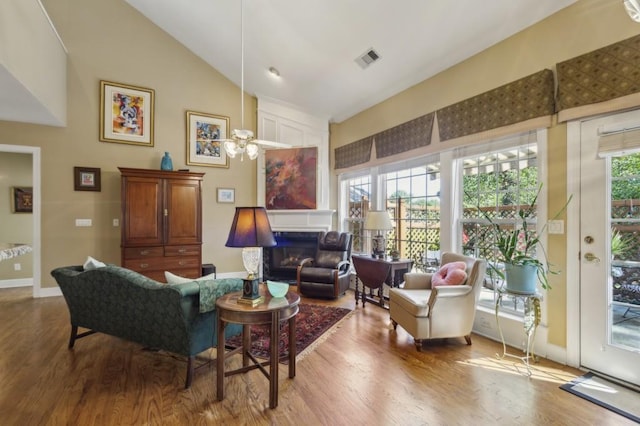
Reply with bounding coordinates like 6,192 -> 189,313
265,147 -> 317,209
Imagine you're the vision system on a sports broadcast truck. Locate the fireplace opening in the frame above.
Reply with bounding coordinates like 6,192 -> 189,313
263,231 -> 319,283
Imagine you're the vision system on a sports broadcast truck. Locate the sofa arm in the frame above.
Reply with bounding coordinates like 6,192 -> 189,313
432,284 -> 473,298
403,272 -> 433,290
197,278 -> 243,312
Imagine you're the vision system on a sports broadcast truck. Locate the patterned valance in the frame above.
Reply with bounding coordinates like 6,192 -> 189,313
374,113 -> 434,158
437,69 -> 555,141
334,136 -> 373,169
556,34 -> 640,121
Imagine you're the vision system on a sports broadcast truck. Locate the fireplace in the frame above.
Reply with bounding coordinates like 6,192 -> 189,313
263,231 -> 319,283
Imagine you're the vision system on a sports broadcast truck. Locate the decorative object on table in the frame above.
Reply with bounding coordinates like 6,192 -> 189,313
186,110 -> 229,168
364,210 -> 393,258
0,243 -> 33,262
476,184 -> 572,294
216,187 -> 235,204
266,280 -> 289,298
389,249 -> 400,261
225,206 -> 277,303
220,0 -> 289,162
74,167 -> 101,192
11,187 -> 33,213
265,147 -> 318,209
225,303 -> 352,364
160,152 -> 173,170
99,80 -> 154,146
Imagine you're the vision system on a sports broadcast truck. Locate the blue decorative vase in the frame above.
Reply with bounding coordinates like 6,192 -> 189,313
160,152 -> 173,171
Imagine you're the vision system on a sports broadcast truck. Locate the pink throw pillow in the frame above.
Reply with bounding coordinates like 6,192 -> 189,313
432,261 -> 468,286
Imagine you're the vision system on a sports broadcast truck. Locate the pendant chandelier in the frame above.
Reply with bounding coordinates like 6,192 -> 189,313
222,0 -> 287,161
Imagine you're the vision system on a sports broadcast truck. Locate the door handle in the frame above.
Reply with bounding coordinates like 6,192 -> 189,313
584,252 -> 600,263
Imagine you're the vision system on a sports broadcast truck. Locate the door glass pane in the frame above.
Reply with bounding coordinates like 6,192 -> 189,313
610,152 -> 640,351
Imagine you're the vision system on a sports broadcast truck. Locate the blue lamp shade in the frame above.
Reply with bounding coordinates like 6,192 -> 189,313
225,207 -> 277,248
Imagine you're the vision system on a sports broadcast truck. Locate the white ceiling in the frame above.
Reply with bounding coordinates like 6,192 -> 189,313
124,0 -> 576,123
2,0 -> 578,127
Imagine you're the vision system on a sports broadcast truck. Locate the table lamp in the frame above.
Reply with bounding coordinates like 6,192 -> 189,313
225,207 -> 276,302
364,210 -> 393,259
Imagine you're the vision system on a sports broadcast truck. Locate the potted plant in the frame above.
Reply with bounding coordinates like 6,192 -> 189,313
611,229 -> 633,260
477,185 -> 572,294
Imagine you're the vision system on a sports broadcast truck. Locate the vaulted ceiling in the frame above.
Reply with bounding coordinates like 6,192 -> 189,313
125,0 -> 576,122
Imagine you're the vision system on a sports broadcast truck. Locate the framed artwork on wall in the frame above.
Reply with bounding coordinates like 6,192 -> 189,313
99,80 -> 155,146
74,167 -> 101,192
11,187 -> 33,213
217,188 -> 235,203
186,111 -> 229,168
265,147 -> 317,209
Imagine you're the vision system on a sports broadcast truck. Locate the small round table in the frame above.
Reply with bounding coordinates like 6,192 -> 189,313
216,285 -> 300,409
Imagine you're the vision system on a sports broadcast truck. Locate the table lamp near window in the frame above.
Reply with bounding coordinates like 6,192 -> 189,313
225,207 -> 276,304
364,210 -> 393,259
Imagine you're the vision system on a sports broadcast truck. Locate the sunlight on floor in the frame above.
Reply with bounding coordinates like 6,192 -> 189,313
457,356 -> 578,384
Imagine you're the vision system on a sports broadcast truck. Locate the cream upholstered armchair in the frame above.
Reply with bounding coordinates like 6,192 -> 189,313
389,252 -> 486,351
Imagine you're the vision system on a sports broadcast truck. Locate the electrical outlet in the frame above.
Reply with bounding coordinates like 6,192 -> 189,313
113,218 -> 119,227
14,263 -> 21,271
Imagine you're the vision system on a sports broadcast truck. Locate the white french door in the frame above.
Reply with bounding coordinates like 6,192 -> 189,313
579,110 -> 640,387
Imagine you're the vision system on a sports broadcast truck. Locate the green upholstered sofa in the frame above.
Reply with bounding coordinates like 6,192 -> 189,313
51,265 -> 243,388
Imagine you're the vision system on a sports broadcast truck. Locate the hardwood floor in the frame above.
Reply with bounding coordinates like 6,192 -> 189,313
0,286 -> 634,425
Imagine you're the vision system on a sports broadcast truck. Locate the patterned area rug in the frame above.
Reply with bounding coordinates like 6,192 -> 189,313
225,303 -> 353,364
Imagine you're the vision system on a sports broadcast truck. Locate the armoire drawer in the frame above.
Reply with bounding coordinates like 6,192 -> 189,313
165,245 -> 201,257
123,246 -> 164,259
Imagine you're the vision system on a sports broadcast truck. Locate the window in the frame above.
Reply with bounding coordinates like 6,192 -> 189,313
456,133 -> 542,313
341,174 -> 371,254
385,163 -> 441,270
337,130 -> 546,317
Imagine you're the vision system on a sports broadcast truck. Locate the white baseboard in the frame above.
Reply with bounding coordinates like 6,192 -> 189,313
36,286 -> 62,298
0,278 -> 33,288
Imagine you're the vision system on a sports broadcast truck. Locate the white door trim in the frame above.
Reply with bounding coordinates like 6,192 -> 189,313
0,144 -> 41,298
566,121 -> 581,368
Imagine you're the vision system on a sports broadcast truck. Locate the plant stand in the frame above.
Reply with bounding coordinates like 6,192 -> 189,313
495,290 -> 542,376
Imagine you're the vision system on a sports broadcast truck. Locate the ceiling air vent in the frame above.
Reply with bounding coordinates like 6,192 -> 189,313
355,48 -> 381,69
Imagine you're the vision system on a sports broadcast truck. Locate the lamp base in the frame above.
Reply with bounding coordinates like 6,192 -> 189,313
372,234 -> 386,259
241,277 -> 260,300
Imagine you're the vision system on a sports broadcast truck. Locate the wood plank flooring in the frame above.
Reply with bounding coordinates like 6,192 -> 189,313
0,287 -> 635,425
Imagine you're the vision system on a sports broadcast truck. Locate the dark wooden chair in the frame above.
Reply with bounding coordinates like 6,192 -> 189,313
352,255 -> 392,308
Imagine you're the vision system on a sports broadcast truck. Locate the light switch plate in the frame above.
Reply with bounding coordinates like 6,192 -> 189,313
548,220 -> 564,234
75,219 -> 92,227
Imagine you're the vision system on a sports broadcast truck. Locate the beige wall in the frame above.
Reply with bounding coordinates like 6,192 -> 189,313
330,0 -> 640,348
0,0 -> 258,286
0,153 -> 33,280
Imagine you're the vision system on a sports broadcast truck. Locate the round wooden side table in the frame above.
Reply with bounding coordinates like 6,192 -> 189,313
216,285 -> 300,409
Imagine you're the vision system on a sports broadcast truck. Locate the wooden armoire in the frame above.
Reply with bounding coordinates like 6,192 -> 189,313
119,167 -> 204,282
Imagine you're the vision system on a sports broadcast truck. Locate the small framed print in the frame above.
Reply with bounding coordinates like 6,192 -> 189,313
74,167 -> 101,192
186,111 -> 229,168
100,80 -> 155,146
11,187 -> 33,213
217,188 -> 235,203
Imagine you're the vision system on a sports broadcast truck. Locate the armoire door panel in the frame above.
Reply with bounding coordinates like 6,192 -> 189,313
165,180 -> 202,245
122,177 -> 163,246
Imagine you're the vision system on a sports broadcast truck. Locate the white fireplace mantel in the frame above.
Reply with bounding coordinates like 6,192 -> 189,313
267,209 -> 334,232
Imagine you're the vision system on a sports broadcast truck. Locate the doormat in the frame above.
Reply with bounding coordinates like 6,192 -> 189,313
560,372 -> 640,423
225,303 -> 353,364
